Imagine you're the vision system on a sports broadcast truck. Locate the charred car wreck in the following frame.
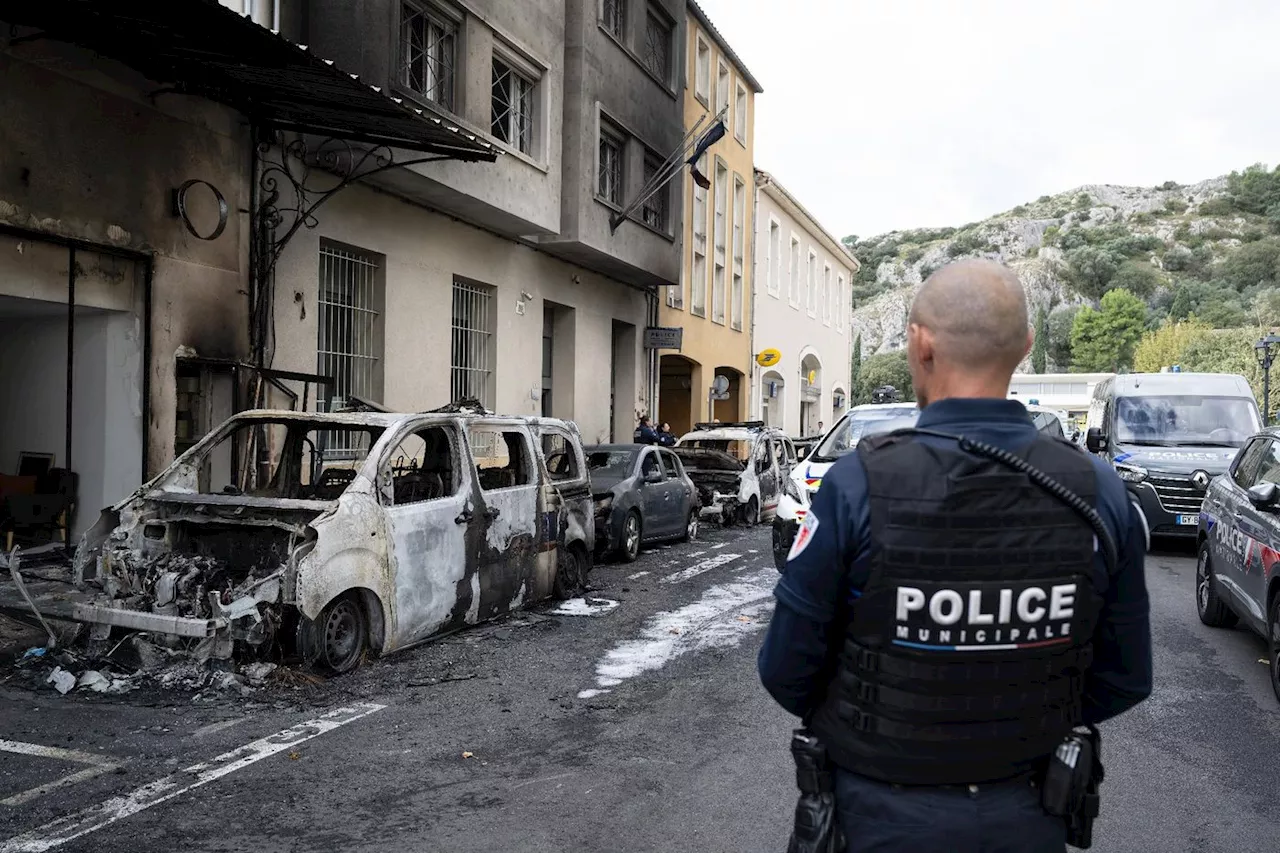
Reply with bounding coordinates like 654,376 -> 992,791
673,422 -> 796,526
38,410 -> 593,675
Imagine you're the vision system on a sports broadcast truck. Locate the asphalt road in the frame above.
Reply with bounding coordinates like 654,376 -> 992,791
1,529 -> 1278,853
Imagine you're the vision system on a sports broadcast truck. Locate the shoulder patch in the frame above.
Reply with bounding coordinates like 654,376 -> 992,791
787,511 -> 820,562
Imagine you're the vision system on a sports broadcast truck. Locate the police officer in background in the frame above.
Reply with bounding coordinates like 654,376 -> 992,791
759,259 -> 1152,852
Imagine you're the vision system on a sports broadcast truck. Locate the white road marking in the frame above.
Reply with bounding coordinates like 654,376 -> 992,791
0,741 -> 120,808
191,718 -> 250,740
552,598 -> 620,617
711,542 -> 728,549
626,571 -> 650,580
0,703 -> 385,853
660,552 -> 741,585
582,568 -> 777,694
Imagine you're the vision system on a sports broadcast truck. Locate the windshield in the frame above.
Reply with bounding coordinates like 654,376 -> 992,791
680,438 -> 752,461
813,408 -> 920,461
1114,395 -> 1260,448
587,450 -> 635,479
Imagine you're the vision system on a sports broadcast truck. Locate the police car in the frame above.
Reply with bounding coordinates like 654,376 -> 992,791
1197,427 -> 1280,702
772,403 -> 919,569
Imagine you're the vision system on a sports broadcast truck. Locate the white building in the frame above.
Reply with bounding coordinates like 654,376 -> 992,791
749,170 -> 860,436
1008,372 -> 1115,425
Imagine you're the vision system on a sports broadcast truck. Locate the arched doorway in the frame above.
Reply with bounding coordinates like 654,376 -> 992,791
659,354 -> 702,437
761,369 -> 786,429
799,352 -> 823,437
712,365 -> 746,423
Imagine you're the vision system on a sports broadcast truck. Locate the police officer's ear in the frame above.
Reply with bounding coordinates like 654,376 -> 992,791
907,322 -> 934,367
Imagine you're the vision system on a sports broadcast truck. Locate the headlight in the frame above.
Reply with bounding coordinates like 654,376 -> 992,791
593,496 -> 614,513
1115,463 -> 1147,483
784,477 -> 803,502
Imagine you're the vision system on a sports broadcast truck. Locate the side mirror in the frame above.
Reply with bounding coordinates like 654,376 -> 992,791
1085,427 -> 1106,453
1247,482 -> 1278,510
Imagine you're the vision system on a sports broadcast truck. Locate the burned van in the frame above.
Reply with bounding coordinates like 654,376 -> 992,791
69,410 -> 593,673
673,421 -> 796,525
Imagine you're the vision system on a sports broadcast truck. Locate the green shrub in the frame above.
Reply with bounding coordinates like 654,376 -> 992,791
1051,208 -> 1067,219
1038,195 -> 1053,203
1159,181 -> 1181,190
1130,212 -> 1155,225
1197,197 -> 1235,216
1042,225 -> 1061,246
1074,193 -> 1093,210
1164,198 -> 1189,215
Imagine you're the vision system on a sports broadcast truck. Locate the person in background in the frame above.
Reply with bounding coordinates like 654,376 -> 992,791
634,415 -> 659,445
817,421 -> 825,436
657,422 -> 677,447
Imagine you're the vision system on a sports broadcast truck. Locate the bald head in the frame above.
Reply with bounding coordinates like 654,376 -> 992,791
909,260 -> 1030,372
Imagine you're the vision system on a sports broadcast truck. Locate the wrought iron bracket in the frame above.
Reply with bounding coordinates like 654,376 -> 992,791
252,129 -> 451,278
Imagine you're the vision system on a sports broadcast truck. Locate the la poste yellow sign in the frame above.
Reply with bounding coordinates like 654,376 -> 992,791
756,348 -> 782,367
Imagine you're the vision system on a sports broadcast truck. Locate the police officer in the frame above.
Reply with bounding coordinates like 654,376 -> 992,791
634,415 -> 659,445
758,260 -> 1152,852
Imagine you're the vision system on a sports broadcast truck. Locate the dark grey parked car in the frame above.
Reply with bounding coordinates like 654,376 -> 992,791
586,444 -> 699,562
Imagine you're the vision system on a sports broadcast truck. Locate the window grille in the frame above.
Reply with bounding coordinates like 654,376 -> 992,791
643,10 -> 671,82
641,151 -> 669,230
317,244 -> 381,457
451,279 -> 493,407
602,0 -> 626,38
599,128 -> 623,204
492,60 -> 534,154
401,2 -> 456,111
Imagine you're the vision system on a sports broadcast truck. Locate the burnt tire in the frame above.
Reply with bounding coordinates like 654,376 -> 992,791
1196,541 -> 1237,629
772,522 -> 790,572
681,509 -> 699,543
554,545 -> 590,600
618,511 -> 642,563
743,497 -> 760,527
309,593 -> 368,675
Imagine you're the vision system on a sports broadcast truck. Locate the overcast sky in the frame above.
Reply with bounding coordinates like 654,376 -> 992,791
696,0 -> 1280,241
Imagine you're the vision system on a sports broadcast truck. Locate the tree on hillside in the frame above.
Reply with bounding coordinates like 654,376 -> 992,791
1108,261 -> 1165,299
1181,328 -> 1273,420
1252,287 -> 1280,327
1219,238 -> 1280,292
1065,246 -> 1123,300
857,350 -> 914,403
850,333 -> 863,403
1226,164 -> 1280,229
1133,318 -> 1211,373
1046,304 -> 1080,369
1070,289 -> 1146,372
1169,280 -> 1248,328
1030,307 -> 1047,373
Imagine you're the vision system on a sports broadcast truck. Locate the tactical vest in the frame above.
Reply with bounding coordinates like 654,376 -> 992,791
809,430 -> 1105,786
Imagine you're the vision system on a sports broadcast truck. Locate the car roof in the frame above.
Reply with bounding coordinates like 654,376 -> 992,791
848,403 -> 918,414
1110,372 -> 1254,397
585,444 -> 645,452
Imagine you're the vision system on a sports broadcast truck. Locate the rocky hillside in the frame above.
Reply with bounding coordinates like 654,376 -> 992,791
846,166 -> 1280,372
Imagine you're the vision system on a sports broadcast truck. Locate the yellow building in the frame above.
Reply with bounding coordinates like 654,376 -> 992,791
657,1 -> 762,435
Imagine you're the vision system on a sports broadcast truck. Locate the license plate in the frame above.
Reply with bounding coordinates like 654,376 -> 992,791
1177,514 -> 1199,526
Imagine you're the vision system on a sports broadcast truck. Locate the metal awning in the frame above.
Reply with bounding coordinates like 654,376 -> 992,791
0,0 -> 497,161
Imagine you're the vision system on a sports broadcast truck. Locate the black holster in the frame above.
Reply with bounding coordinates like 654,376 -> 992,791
787,729 -> 846,853
1040,725 -> 1104,849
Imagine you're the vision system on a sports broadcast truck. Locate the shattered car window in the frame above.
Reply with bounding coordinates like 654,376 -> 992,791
588,450 -> 635,478
541,431 -> 581,480
681,438 -> 752,461
191,420 -> 381,500
469,427 -> 533,490
383,426 -> 458,505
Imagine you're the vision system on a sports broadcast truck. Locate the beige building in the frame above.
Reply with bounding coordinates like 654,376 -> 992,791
751,170 -> 860,436
657,1 -> 762,435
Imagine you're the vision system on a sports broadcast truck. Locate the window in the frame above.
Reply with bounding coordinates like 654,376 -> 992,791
383,426 -> 458,505
694,35 -> 711,103
451,278 -> 494,407
822,263 -> 832,325
640,450 -> 663,480
318,243 -> 383,429
1233,439 -> 1269,488
806,250 -> 817,316
716,61 -> 730,119
734,81 -> 748,143
601,0 -> 626,39
492,58 -> 535,155
789,236 -> 801,306
768,219 -> 781,297
642,7 -> 672,83
541,430 -> 581,481
731,175 -> 745,331
712,160 -> 728,324
598,121 -> 623,205
691,152 -> 708,317
661,451 -> 680,479
836,274 -> 846,331
400,2 -> 457,111
641,149 -> 669,231
469,427 -> 532,490
1253,439 -> 1280,486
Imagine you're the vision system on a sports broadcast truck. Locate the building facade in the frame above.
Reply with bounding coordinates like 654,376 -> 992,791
0,0 -> 684,538
656,1 -> 762,435
751,170 -> 859,437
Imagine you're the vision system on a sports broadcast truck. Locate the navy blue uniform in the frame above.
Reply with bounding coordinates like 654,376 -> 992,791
635,423 -> 659,445
759,398 -> 1152,852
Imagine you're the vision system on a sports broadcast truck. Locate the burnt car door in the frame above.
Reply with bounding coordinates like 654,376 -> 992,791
537,425 -> 593,592
661,449 -> 694,528
638,448 -> 673,538
755,436 -> 781,516
465,423 -> 541,621
378,419 -> 477,645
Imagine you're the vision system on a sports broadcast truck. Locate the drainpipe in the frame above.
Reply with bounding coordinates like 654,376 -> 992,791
748,177 -> 761,421
647,287 -> 659,421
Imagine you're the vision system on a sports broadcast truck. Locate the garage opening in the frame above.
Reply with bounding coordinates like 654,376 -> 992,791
0,231 -> 148,543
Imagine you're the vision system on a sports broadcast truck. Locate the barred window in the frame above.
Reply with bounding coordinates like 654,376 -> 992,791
318,243 -> 383,456
642,8 -> 672,83
641,150 -> 669,231
400,2 -> 456,111
492,59 -> 535,154
451,278 -> 494,407
602,0 -> 626,39
598,125 -> 623,205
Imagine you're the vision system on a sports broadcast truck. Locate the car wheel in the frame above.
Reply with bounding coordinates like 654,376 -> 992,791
743,497 -> 760,527
772,523 -> 789,571
681,509 -> 699,543
308,593 -> 367,675
1196,541 -> 1238,628
554,545 -> 589,600
619,511 -> 641,563
1269,593 -> 1280,703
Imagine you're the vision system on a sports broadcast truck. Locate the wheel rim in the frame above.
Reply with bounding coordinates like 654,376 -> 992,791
1197,551 -> 1211,615
687,513 -> 698,540
1271,604 -> 1280,686
625,516 -> 640,556
323,599 -> 361,670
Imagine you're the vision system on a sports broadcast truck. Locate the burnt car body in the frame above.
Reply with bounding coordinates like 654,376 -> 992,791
586,444 -> 699,562
64,410 -> 593,673
674,422 -> 796,526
